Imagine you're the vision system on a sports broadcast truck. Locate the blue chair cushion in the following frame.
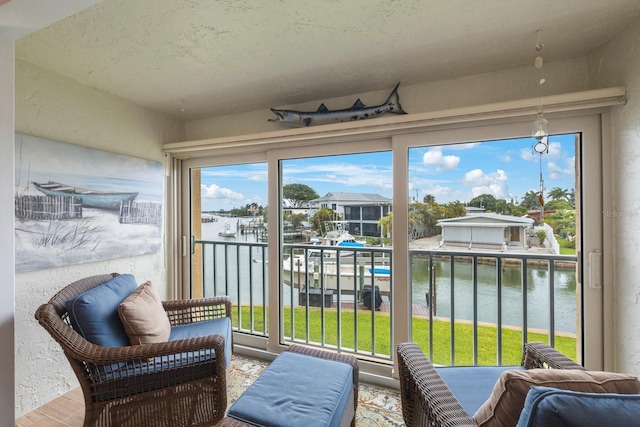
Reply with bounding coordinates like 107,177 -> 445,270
169,317 -> 232,368
436,365 -> 522,416
517,386 -> 640,427
65,274 -> 139,347
227,351 -> 354,427
92,317 -> 232,401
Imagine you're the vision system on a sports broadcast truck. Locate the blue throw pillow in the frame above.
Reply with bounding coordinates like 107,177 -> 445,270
65,274 -> 139,347
517,386 -> 640,427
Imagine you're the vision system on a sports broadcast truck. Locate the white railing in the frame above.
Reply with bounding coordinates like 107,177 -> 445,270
193,239 -> 578,366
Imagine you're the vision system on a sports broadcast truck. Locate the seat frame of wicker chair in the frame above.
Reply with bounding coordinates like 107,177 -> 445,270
396,342 -> 584,427
35,273 -> 232,427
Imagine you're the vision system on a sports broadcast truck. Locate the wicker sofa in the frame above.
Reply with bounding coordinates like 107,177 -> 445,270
397,342 -> 640,427
396,342 -> 583,427
35,273 -> 232,427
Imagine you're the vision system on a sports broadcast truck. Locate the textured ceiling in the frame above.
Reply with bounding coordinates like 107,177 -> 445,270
13,0 -> 640,121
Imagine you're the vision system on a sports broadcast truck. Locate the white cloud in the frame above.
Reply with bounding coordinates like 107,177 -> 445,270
425,185 -> 452,197
423,148 -> 460,170
548,156 -> 575,179
201,183 -> 244,201
463,169 -> 509,198
520,147 -> 538,162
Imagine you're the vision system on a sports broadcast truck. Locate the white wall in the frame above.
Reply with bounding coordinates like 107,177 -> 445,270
14,60 -> 185,416
588,18 -> 640,375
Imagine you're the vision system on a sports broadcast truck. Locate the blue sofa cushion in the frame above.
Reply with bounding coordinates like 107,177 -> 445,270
473,368 -> 640,427
169,317 -> 232,368
517,386 -> 640,427
436,365 -> 521,416
65,274 -> 139,347
227,351 -> 353,427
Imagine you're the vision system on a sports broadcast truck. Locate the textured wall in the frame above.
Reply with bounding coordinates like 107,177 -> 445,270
0,33 -> 16,427
14,60 -> 184,415
588,18 -> 640,376
186,58 -> 589,140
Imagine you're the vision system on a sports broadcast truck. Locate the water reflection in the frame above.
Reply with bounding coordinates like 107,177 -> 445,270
411,257 -> 577,334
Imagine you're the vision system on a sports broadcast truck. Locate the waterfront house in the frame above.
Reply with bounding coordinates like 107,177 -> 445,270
3,2 -> 640,424
437,213 -> 534,250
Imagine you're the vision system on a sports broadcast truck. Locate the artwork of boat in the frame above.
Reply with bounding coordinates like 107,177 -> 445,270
218,222 -> 236,237
32,181 -> 138,210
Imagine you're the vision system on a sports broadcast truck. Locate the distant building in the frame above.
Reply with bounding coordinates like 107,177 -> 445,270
308,192 -> 392,237
465,206 -> 486,214
437,213 -> 534,249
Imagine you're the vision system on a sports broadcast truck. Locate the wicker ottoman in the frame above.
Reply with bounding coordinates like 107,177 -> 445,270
221,345 -> 358,427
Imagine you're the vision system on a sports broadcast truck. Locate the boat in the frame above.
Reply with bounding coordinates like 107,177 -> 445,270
312,220 -> 366,247
218,222 -> 236,237
283,220 -> 391,295
282,254 -> 391,296
306,220 -> 367,258
32,181 -> 138,210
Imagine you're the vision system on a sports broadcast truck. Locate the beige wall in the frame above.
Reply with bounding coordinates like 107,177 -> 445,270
588,18 -> 640,375
186,58 -> 589,140
14,60 -> 185,415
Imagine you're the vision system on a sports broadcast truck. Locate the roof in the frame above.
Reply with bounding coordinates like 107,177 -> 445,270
437,213 -> 534,227
311,192 -> 392,205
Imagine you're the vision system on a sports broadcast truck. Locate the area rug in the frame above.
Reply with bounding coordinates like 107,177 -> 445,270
227,354 -> 405,426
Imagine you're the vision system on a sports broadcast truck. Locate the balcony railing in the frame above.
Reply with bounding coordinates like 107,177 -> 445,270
193,239 -> 578,366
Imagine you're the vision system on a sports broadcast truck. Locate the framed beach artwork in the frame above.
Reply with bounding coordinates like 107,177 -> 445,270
14,133 -> 163,272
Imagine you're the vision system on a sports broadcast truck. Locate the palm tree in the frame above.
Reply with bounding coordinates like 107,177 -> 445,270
549,187 -> 570,201
378,212 -> 392,239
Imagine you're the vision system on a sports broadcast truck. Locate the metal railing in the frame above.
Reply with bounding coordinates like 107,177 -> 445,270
193,239 -> 577,365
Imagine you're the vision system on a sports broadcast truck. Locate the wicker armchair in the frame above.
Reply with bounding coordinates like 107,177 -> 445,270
35,273 -> 232,427
396,342 -> 584,427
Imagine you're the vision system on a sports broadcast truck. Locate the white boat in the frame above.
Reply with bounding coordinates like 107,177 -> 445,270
312,220 -> 366,247
282,255 -> 391,296
218,222 -> 236,237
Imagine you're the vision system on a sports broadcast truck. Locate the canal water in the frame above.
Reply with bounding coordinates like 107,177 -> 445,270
200,217 -> 577,334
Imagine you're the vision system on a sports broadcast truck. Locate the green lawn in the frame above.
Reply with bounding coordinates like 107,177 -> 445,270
232,305 -> 576,366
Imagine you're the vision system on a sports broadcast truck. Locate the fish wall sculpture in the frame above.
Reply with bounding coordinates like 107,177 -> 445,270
268,83 -> 406,127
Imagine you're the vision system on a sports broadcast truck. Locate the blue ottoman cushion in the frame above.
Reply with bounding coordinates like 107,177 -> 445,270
227,351 -> 353,427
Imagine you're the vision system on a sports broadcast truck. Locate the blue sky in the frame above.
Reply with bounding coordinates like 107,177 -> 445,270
199,134 -> 576,211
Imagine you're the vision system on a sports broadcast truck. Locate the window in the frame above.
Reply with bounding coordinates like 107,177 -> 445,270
175,107 -> 607,370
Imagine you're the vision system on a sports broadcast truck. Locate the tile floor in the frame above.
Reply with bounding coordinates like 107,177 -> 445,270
16,354 -> 405,426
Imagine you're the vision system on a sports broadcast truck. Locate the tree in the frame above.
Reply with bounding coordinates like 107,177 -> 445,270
310,208 -> 338,233
283,184 -> 319,208
422,194 -> 436,204
520,190 -> 542,210
549,187 -> 570,201
469,194 -> 498,211
440,201 -> 466,218
378,212 -> 393,238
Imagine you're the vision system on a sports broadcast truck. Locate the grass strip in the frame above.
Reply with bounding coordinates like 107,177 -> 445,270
232,305 -> 576,366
